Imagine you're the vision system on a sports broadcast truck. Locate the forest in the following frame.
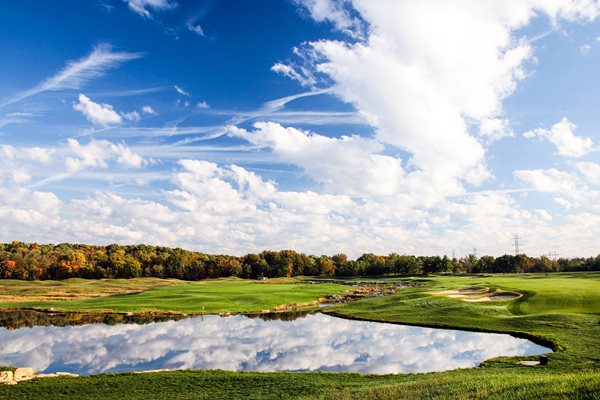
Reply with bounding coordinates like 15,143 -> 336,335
0,241 -> 599,281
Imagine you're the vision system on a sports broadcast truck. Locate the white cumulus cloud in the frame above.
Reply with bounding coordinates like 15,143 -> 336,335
121,110 -> 141,121
73,94 -> 123,127
65,139 -> 145,172
513,168 -> 579,192
575,161 -> 600,184
142,105 -> 156,114
524,117 -> 595,157
276,0 -> 600,202
229,122 -> 404,197
294,0 -> 365,38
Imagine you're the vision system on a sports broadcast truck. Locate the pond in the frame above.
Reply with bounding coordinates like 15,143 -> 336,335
0,312 -> 550,375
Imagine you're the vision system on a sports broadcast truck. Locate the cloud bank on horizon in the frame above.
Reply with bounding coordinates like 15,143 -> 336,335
0,0 -> 599,257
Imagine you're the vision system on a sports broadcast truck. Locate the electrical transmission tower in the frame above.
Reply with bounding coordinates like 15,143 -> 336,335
513,235 -> 520,256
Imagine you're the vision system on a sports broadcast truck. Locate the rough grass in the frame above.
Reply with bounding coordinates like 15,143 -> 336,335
0,368 -> 598,400
0,278 -> 350,314
0,278 -> 180,303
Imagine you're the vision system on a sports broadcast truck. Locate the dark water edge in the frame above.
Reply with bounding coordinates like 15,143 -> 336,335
0,308 -> 315,329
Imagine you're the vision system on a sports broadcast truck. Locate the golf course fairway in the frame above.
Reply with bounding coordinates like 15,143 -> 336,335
0,273 -> 598,399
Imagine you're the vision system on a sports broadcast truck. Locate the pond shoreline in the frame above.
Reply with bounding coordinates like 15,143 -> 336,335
0,311 -> 550,379
0,305 -> 558,355
323,309 -> 559,353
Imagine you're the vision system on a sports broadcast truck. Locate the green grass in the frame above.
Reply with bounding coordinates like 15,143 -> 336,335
0,366 -> 598,399
0,278 -> 350,314
0,273 -> 599,399
432,273 -> 600,315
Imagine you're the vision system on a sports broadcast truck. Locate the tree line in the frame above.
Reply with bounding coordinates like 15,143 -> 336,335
0,241 -> 598,281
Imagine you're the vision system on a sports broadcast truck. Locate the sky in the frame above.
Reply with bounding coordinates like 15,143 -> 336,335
0,0 -> 599,258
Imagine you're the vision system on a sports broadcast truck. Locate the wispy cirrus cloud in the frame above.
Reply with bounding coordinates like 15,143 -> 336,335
174,85 -> 190,96
90,86 -> 169,98
225,89 -> 332,126
0,112 -> 40,128
186,22 -> 207,38
126,0 -> 177,19
0,44 -> 141,108
271,63 -> 317,87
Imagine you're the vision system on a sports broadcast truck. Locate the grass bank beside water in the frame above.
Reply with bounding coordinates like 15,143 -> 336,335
1,368 -> 599,400
0,272 -> 599,399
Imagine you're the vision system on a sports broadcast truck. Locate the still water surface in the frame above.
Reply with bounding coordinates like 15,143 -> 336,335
0,312 -> 549,375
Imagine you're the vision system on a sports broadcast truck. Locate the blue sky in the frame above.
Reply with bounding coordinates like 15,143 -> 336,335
1,0 -> 599,257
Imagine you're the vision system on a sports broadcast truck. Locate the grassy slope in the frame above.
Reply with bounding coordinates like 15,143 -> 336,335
0,278 -> 350,314
1,369 -> 599,400
0,273 -> 599,399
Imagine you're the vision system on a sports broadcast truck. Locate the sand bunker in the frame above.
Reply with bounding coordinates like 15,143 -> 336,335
433,287 -> 521,302
519,360 -> 540,366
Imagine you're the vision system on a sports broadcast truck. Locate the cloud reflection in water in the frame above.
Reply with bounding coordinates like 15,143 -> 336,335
0,313 -> 549,375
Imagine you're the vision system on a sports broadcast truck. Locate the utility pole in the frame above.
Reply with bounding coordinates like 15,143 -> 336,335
513,235 -> 520,256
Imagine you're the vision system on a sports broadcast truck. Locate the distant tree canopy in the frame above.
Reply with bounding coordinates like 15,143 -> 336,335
0,241 -> 598,281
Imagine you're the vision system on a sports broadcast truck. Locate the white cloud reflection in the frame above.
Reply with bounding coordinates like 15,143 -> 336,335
0,313 -> 548,375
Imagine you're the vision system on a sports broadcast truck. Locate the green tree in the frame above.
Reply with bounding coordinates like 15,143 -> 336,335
316,256 -> 335,277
